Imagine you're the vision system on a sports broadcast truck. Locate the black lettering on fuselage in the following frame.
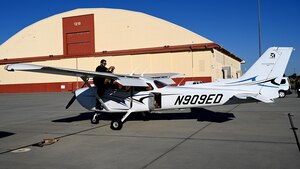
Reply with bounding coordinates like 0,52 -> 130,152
214,94 -> 223,103
174,94 -> 223,105
206,94 -> 215,104
183,95 -> 191,105
174,95 -> 184,105
198,95 -> 207,104
190,95 -> 199,104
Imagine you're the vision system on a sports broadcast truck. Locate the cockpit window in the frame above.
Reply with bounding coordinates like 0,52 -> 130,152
134,83 -> 154,91
109,81 -> 154,91
154,80 -> 168,88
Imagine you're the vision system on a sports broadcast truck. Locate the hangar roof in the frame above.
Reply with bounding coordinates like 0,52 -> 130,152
0,8 -> 242,63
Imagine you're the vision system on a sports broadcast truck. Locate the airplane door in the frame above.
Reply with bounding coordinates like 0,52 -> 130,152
148,92 -> 162,110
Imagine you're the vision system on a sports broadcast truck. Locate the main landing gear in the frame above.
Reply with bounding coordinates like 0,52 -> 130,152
110,110 -> 133,130
90,110 -> 134,130
110,119 -> 123,130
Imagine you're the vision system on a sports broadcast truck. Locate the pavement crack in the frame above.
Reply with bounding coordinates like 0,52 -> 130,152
141,122 -> 212,169
141,104 -> 241,169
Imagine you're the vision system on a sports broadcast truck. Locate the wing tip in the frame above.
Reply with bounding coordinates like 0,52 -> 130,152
4,65 -> 14,71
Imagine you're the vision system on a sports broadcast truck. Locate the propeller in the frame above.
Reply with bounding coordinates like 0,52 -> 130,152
65,83 -> 86,109
66,93 -> 77,109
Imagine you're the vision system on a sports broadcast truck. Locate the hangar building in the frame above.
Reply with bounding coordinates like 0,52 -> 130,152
0,8 -> 243,93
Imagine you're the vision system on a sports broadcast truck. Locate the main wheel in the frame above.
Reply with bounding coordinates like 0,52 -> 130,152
278,90 -> 286,98
91,113 -> 100,124
110,119 -> 123,130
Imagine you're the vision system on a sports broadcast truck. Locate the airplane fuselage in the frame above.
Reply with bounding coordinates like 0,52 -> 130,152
75,84 -> 238,113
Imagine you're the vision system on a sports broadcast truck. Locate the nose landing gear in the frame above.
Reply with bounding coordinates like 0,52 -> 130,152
91,112 -> 100,124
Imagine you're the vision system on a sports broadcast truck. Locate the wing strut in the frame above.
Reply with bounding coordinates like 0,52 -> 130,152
130,87 -> 134,108
80,77 -> 110,111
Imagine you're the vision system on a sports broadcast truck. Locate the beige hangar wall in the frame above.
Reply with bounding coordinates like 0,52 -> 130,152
0,8 -> 242,93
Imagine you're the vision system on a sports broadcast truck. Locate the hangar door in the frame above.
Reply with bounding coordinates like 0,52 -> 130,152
63,14 -> 95,56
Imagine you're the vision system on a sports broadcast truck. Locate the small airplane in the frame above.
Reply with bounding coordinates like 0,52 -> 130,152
4,47 -> 294,130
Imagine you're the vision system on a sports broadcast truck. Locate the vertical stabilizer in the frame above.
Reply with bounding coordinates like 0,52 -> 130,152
218,47 -> 294,103
241,47 -> 293,83
238,47 -> 293,101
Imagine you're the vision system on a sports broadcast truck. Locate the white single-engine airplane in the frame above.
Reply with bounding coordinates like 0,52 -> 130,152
4,47 -> 293,130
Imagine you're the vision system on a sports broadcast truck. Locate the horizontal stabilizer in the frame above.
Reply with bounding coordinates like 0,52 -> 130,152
234,93 -> 274,103
252,94 -> 274,103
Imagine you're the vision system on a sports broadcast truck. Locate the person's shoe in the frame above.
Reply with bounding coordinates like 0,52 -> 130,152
92,106 -> 103,111
95,104 -> 103,110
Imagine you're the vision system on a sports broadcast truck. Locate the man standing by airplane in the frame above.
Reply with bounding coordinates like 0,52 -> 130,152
93,59 -> 115,109
296,78 -> 300,98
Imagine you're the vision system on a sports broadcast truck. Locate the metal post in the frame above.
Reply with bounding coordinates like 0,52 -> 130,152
257,0 -> 262,57
288,113 -> 300,152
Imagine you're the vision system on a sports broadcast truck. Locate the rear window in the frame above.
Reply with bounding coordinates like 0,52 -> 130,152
280,79 -> 286,84
154,80 -> 168,88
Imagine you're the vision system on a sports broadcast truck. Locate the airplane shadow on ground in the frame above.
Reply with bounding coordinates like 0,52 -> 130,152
0,131 -> 15,139
52,108 -> 235,123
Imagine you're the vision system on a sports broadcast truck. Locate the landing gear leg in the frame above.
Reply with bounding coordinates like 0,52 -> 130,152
91,112 -> 100,124
141,111 -> 151,121
110,110 -> 133,130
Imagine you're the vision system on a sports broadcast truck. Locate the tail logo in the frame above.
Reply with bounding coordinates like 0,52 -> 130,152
270,53 -> 276,58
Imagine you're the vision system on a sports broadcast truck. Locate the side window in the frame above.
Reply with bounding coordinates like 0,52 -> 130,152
280,79 -> 286,84
146,83 -> 154,91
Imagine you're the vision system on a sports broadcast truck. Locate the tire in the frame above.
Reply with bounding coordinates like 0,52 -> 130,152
278,90 -> 286,98
110,119 -> 123,130
91,113 -> 100,124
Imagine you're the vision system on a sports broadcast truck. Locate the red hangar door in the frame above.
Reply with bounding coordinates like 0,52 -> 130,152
63,14 -> 95,56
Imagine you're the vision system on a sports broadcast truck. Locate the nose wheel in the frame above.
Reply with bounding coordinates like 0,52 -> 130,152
91,113 -> 100,124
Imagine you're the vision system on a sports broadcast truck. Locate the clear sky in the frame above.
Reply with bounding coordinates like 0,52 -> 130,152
0,0 -> 299,75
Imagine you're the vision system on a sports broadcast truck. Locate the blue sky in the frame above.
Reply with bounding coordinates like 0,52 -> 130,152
1,0 -> 299,75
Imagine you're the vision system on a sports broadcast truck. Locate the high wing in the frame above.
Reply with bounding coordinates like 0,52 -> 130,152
4,63 -> 149,87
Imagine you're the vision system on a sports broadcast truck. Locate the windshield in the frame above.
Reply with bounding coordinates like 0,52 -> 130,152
109,81 -> 154,92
